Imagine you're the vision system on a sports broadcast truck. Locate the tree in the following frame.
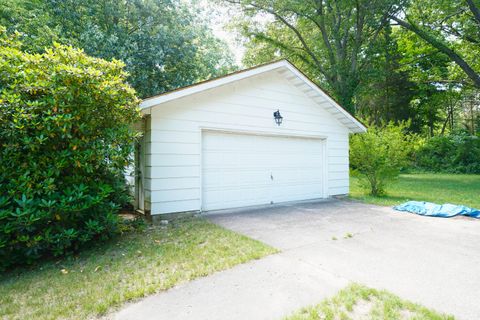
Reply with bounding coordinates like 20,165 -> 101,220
0,29 -> 141,269
350,122 -> 414,195
461,90 -> 480,134
390,0 -> 480,88
356,25 -> 416,125
227,0 -> 401,113
0,0 -> 59,52
2,0 -> 235,98
394,24 -> 471,136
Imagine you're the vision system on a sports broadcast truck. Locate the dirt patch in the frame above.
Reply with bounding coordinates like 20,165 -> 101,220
399,308 -> 415,319
119,209 -> 142,220
348,299 -> 375,319
346,299 -> 417,319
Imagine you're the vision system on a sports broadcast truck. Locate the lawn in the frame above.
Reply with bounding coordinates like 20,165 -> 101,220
350,173 -> 480,209
0,218 -> 276,320
285,283 -> 454,320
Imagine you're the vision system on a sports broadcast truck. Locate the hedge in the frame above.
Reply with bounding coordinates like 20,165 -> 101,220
0,28 -> 141,269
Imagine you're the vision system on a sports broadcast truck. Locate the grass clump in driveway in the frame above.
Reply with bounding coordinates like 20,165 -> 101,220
286,283 -> 454,320
350,173 -> 480,209
0,218 -> 276,320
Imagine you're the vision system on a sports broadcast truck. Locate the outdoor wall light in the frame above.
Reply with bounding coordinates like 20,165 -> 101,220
273,109 -> 283,126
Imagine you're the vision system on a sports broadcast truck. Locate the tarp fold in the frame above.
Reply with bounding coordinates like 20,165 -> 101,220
394,201 -> 480,219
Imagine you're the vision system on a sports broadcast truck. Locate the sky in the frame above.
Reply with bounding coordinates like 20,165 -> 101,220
195,0 -> 275,67
197,0 -> 246,65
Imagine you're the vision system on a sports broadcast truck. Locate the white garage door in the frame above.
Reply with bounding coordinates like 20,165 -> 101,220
202,131 -> 325,211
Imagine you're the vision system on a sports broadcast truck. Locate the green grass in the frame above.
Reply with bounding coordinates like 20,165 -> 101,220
350,173 -> 480,208
0,218 -> 276,320
285,283 -> 454,320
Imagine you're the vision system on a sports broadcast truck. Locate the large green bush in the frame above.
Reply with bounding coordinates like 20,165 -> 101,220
0,29 -> 141,269
350,122 -> 415,195
415,134 -> 480,173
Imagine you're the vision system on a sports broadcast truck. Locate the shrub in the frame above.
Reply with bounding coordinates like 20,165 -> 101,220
0,28 -> 141,269
350,122 -> 415,196
415,134 -> 480,173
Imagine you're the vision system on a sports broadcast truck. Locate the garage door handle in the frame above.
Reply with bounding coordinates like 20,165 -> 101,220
270,174 -> 274,180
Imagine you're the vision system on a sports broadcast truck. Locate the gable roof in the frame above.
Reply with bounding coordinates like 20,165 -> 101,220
140,60 -> 366,133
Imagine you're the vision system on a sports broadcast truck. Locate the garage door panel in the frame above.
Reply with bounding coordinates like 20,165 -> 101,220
272,183 -> 324,202
203,186 -> 270,211
203,169 -> 269,186
204,152 -> 281,169
273,168 -> 323,182
202,152 -> 225,167
202,131 -> 325,211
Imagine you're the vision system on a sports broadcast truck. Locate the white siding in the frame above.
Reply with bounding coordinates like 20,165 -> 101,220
146,70 -> 350,214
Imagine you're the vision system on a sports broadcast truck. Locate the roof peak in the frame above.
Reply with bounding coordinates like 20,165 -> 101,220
140,59 -> 366,133
141,59 -> 289,105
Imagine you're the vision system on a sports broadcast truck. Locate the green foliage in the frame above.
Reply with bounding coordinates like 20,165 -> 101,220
415,134 -> 480,173
394,0 -> 480,88
350,122 -> 415,196
2,0 -> 235,98
232,0 -> 399,112
232,0 -> 479,136
0,29 -> 141,269
394,23 -> 467,135
0,0 -> 60,52
356,25 -> 416,126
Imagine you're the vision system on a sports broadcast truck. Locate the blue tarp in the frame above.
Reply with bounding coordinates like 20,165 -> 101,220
394,201 -> 480,219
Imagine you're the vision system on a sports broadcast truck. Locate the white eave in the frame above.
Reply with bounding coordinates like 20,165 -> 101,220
140,60 -> 366,133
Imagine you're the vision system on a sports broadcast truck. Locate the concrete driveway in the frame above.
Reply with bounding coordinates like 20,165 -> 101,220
113,199 -> 480,320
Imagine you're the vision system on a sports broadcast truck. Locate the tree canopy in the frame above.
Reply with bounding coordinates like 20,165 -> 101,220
1,0 -> 235,98
1,0 -> 479,134
390,0 -> 480,88
229,0 -> 400,112
229,0 -> 480,135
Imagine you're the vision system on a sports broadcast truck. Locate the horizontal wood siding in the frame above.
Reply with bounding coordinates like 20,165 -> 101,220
147,71 -> 350,214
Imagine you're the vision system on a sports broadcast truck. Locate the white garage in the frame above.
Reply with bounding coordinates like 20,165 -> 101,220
136,60 -> 366,216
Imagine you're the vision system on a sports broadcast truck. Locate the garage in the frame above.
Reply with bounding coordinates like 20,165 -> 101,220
202,131 -> 326,211
137,59 -> 366,216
